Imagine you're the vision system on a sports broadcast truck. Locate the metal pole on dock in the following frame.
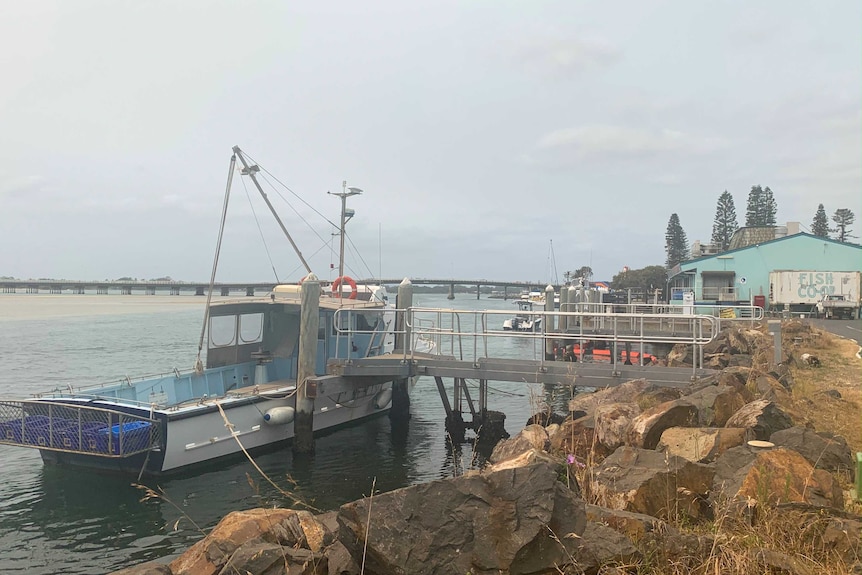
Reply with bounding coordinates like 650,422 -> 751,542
545,284 -> 555,359
559,285 -> 569,333
294,273 -> 320,455
391,279 -> 413,423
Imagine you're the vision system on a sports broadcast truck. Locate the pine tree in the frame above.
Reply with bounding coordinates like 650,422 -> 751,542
711,191 -> 738,251
665,213 -> 689,268
763,186 -> 778,226
811,204 -> 830,237
745,185 -> 763,226
745,185 -> 778,226
832,208 -> 856,242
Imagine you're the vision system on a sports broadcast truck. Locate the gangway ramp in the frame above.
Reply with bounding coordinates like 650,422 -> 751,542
317,353 -> 714,395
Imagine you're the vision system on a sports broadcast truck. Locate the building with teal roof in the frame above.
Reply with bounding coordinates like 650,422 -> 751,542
667,232 -> 861,312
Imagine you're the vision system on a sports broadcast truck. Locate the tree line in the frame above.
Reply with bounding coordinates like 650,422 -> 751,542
664,186 -> 856,268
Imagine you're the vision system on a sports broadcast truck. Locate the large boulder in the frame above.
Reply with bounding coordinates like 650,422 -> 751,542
657,427 -> 747,463
170,508 -> 332,575
770,427 -> 855,480
717,367 -> 755,402
550,415 -> 609,463
489,424 -> 549,463
753,374 -> 790,402
337,461 -> 586,575
594,403 -> 640,451
568,522 -> 641,575
683,384 -> 747,427
724,399 -> 793,440
324,540 -> 360,575
584,504 -> 669,541
590,447 -> 714,521
711,446 -> 844,509
666,344 -> 693,367
627,399 -> 699,450
568,379 -> 650,416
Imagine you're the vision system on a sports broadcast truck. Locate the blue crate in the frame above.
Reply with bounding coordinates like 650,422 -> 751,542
80,423 -> 112,454
0,416 -> 53,445
91,421 -> 153,455
29,418 -> 80,448
52,421 -> 105,450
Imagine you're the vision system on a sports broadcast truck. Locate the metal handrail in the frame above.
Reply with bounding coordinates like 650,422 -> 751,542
403,307 -> 719,376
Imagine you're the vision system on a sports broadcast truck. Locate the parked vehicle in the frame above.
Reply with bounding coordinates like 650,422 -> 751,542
769,270 -> 861,314
816,295 -> 860,319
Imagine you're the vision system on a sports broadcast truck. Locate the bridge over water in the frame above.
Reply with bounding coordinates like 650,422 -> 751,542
0,278 -> 555,297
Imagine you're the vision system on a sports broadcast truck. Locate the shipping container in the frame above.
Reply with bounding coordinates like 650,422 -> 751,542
768,270 -> 861,306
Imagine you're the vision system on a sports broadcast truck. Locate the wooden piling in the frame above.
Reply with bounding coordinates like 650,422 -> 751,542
394,278 -> 413,353
391,279 -> 413,424
294,272 -> 320,456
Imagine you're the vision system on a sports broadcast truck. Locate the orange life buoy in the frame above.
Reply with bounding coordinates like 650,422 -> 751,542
331,275 -> 358,299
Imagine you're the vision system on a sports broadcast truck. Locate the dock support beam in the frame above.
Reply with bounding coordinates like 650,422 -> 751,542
391,279 -> 414,425
294,273 -> 320,456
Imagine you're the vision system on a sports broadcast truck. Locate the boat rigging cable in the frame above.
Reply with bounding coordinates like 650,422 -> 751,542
241,149 -> 377,281
195,153 -> 236,374
238,171 -> 281,283
232,146 -> 312,274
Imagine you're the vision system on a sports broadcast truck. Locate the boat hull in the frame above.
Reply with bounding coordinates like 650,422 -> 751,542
32,382 -> 392,475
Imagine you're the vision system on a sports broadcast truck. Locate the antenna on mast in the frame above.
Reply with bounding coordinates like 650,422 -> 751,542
328,182 -> 362,284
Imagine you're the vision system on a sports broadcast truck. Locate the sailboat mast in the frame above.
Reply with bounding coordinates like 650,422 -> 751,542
231,146 -> 312,275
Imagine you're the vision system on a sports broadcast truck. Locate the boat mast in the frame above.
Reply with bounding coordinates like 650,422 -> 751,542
195,152 -> 237,373
328,181 -> 362,283
232,146 -> 312,275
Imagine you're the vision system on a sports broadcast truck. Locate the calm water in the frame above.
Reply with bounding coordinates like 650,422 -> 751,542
0,292 -> 565,574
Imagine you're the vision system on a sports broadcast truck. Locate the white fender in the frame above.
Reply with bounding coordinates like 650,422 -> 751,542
263,406 -> 295,425
373,388 -> 393,410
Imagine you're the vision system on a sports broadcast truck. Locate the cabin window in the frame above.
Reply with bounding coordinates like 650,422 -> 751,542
210,315 -> 237,347
239,313 -> 264,344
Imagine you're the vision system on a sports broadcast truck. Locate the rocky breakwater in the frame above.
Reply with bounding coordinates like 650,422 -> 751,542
113,324 -> 861,574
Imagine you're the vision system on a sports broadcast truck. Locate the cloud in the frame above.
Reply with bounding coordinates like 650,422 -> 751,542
530,125 -> 726,165
0,174 -> 49,199
514,35 -> 621,77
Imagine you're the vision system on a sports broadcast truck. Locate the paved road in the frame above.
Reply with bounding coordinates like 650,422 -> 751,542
806,317 -> 862,343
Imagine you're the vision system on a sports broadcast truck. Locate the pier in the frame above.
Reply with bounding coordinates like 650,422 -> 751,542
306,292 -> 744,446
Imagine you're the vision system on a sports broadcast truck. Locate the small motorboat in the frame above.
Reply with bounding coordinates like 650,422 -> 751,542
502,300 -> 542,332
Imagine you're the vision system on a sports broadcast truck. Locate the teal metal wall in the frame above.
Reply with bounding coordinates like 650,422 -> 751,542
672,234 -> 862,304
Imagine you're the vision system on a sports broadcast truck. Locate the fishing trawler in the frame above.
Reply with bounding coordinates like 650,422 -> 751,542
0,147 -> 425,475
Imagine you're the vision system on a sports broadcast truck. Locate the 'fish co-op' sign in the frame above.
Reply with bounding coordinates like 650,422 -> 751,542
797,272 -> 836,298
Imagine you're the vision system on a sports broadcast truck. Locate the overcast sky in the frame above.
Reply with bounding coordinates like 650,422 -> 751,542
1,1 -> 859,284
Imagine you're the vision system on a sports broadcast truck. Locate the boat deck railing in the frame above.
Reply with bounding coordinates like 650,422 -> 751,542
0,400 -> 162,458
